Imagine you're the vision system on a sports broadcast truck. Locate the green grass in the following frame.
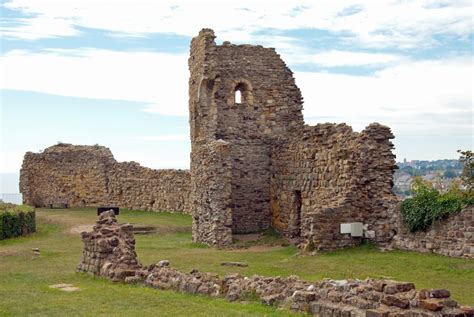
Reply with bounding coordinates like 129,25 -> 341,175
0,208 -> 473,316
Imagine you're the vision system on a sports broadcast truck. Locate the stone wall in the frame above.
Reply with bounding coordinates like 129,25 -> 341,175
77,212 -> 474,316
189,28 -> 399,249
393,206 -> 473,258
191,140 -> 233,247
20,143 -> 191,213
271,123 -> 398,249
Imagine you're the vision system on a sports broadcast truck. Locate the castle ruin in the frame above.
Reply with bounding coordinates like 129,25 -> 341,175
21,29 -> 408,251
189,29 -> 398,248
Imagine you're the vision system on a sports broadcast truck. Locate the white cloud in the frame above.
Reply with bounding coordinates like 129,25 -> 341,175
1,46 -> 470,140
2,0 -> 472,48
299,50 -> 405,67
296,57 -> 472,135
0,49 -> 189,116
0,149 -> 25,173
1,15 -> 79,40
112,148 -> 189,170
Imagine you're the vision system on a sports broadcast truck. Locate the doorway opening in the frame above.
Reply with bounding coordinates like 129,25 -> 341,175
292,190 -> 302,238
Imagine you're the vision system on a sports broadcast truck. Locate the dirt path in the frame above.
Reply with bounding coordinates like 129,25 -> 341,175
69,224 -> 94,234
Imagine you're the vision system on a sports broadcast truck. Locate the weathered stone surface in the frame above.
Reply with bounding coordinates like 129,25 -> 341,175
460,305 -> 474,316
430,289 -> 451,299
76,210 -> 142,281
393,206 -> 473,258
383,282 -> 416,294
366,308 -> 390,317
157,260 -> 170,267
20,144 -> 190,213
382,295 -> 410,308
419,299 -> 444,311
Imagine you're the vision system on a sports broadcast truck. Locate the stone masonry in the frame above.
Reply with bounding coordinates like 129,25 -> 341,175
393,206 -> 473,258
189,29 -> 398,249
76,210 -> 141,281
20,143 -> 190,213
77,212 -> 474,316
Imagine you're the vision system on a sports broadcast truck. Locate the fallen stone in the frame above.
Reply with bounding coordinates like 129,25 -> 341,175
261,294 -> 280,306
49,284 -> 80,292
49,283 -> 74,289
60,286 -> 80,292
383,282 -> 415,294
306,284 -> 316,291
419,299 -> 444,311
381,294 -> 409,309
430,289 -> 451,298
292,291 -> 317,303
124,276 -> 142,284
372,280 -> 387,292
460,305 -> 474,316
157,260 -> 170,267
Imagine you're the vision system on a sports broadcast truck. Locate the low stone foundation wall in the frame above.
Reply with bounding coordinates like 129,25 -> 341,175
393,206 -> 473,258
77,212 -> 473,316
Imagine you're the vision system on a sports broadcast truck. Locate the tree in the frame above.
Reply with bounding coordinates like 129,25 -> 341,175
443,170 -> 456,179
458,149 -> 473,192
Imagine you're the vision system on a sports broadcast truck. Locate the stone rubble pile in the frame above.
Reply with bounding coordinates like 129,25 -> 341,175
142,269 -> 472,316
77,213 -> 473,316
76,210 -> 142,281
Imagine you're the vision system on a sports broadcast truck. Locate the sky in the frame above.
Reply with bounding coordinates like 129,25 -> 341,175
0,0 -> 473,193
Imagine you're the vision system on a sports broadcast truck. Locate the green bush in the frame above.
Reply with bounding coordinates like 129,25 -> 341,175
400,178 -> 473,232
0,203 -> 36,240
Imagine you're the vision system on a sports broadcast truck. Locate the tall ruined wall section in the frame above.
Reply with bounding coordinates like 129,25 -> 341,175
20,144 -> 190,213
189,29 -> 305,244
20,145 -> 113,207
191,140 -> 233,247
393,206 -> 473,258
271,123 -> 398,249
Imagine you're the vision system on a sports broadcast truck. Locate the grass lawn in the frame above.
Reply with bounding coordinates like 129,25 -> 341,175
0,208 -> 473,316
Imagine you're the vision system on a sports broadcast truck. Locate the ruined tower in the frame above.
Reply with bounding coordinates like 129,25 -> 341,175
189,29 -> 398,248
189,29 -> 306,246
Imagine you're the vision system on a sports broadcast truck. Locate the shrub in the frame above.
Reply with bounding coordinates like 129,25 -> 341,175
400,177 -> 473,232
458,149 -> 474,193
0,203 -> 36,240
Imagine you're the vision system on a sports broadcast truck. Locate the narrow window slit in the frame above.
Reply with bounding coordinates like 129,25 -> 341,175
235,89 -> 242,104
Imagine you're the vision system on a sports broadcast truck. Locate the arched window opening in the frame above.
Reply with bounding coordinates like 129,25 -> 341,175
229,80 -> 253,106
235,88 -> 242,104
